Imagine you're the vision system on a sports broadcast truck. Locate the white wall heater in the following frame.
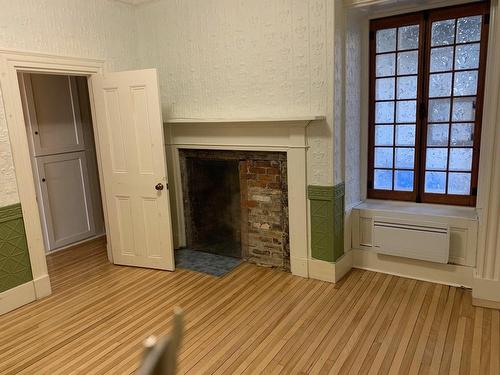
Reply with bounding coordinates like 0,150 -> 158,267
372,217 -> 450,264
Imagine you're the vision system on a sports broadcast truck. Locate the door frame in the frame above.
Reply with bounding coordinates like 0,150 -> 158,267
0,49 -> 109,300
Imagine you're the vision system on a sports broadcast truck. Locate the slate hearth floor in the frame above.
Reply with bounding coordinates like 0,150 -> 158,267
175,248 -> 242,276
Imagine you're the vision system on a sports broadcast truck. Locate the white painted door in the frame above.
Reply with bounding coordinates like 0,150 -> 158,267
35,151 -> 96,249
90,69 -> 174,270
20,74 -> 85,156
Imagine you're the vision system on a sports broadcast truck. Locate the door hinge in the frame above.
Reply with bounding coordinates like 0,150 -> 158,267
484,13 -> 490,25
368,180 -> 374,189
472,187 -> 478,195
369,30 -> 375,41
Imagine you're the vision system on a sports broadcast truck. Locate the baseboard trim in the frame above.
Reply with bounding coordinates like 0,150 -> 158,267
309,258 -> 335,282
351,248 -> 473,288
290,256 -> 308,278
334,251 -> 353,281
0,281 -> 36,316
472,277 -> 500,308
308,252 -> 353,283
33,274 -> 51,299
473,298 -> 500,310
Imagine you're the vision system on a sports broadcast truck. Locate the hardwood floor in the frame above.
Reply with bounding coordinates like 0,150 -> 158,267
0,238 -> 498,375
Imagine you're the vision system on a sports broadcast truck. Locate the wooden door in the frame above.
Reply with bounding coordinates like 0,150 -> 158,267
90,69 -> 174,270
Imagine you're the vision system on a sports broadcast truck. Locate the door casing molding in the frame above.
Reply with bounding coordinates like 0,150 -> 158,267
0,49 -> 107,302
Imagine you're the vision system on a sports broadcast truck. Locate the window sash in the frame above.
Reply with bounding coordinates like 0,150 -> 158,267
367,2 -> 490,206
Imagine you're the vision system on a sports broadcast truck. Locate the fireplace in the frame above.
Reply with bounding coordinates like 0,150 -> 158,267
180,149 -> 290,271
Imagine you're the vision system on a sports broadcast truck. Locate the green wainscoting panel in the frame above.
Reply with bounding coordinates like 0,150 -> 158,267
332,183 -> 345,261
0,203 -> 33,293
308,183 -> 345,262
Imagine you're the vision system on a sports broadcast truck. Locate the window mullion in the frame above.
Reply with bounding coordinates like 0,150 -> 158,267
416,13 -> 430,202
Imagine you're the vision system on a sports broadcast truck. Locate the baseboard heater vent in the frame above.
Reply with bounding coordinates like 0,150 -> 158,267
372,217 -> 449,264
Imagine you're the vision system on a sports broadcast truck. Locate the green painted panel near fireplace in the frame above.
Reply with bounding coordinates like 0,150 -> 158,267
332,183 -> 345,261
308,184 -> 345,262
0,203 -> 33,293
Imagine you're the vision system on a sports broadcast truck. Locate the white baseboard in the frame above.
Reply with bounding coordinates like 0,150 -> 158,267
473,297 -> 500,310
0,281 -> 36,316
472,278 -> 500,308
334,252 -> 353,281
351,248 -> 473,287
308,252 -> 353,283
290,256 -> 309,278
33,274 -> 52,299
309,258 -> 335,282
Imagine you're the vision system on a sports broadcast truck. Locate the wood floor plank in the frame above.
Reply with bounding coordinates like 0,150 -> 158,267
491,310 -> 500,375
366,279 -> 417,375
262,273 -> 361,374
307,273 -> 385,374
438,288 -> 464,375
407,284 -> 442,375
387,282 -> 429,375
346,277 -> 408,375
326,275 -> 394,374
0,240 -> 498,375
480,308 -> 493,375
428,287 -> 457,375
470,308 -> 484,375
449,316 -> 466,375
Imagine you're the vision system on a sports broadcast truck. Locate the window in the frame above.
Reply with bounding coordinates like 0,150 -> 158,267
368,2 -> 489,206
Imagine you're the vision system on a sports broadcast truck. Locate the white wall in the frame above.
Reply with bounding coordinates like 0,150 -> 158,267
0,0 -> 137,206
135,0 -> 335,186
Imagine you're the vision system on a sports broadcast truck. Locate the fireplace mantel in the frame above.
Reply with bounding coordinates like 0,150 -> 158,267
165,116 -> 322,279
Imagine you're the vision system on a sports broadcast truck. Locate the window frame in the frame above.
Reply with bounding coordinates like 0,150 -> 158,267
367,1 -> 490,207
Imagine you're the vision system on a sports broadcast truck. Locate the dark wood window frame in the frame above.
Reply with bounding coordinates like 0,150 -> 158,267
368,1 -> 490,207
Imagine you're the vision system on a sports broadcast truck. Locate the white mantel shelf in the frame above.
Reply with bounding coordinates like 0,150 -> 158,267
164,115 -> 326,124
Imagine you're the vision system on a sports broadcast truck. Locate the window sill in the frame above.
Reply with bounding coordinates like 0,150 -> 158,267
354,199 -> 478,221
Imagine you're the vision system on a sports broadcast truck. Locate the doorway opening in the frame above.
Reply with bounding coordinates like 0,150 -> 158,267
18,72 -> 105,254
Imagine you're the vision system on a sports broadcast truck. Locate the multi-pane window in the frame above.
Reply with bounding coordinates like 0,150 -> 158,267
368,2 -> 489,206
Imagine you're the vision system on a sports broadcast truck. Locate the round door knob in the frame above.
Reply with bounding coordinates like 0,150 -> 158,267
155,183 -> 164,191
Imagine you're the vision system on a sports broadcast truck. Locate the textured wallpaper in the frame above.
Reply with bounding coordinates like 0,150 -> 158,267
0,0 -> 137,72
0,0 -> 338,205
135,0 -> 334,185
0,91 -> 18,207
344,12 -> 362,208
0,0 -> 137,206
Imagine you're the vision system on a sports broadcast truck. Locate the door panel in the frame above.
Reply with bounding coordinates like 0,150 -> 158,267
90,69 -> 174,270
36,151 -> 96,249
131,86 -> 155,174
115,196 -> 135,255
102,88 -> 128,172
22,74 -> 85,156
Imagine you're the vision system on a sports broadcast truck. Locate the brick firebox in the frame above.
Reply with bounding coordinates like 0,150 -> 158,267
179,149 -> 290,271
